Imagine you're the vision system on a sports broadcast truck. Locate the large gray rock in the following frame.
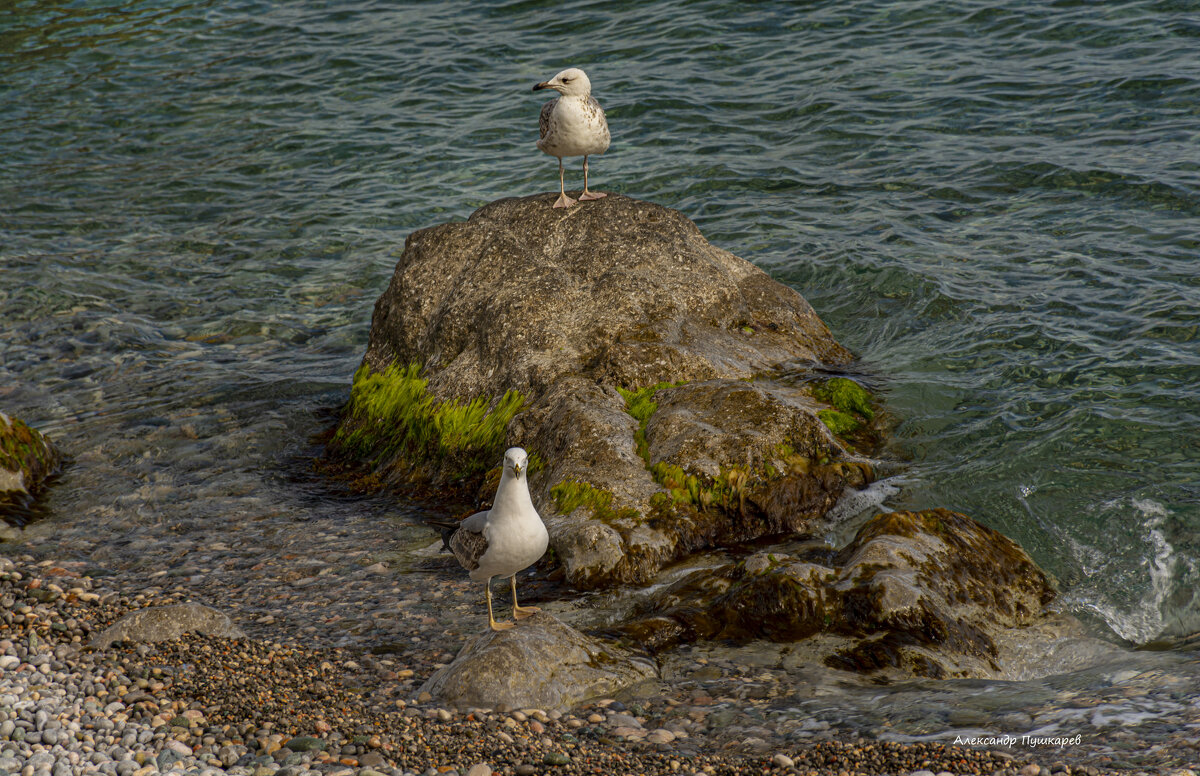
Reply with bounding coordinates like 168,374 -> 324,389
0,411 -> 63,523
419,611 -> 656,712
327,194 -> 881,589
619,508 -> 1068,681
90,603 -> 246,649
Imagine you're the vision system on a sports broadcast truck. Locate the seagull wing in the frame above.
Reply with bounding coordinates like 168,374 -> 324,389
449,510 -> 490,571
539,98 -> 558,142
586,96 -> 611,149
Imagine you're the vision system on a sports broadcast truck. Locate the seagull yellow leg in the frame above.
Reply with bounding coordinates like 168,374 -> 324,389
486,578 -> 514,631
553,157 -> 577,209
578,156 -> 607,201
512,574 -> 540,620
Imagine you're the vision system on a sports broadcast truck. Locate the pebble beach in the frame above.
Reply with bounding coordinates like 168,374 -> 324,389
2,550 -> 1197,776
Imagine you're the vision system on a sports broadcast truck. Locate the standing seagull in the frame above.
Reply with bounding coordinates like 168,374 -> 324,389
533,67 -> 611,208
448,447 -> 549,631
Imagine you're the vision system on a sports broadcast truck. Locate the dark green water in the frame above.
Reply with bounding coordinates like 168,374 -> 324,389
2,0 -> 1198,654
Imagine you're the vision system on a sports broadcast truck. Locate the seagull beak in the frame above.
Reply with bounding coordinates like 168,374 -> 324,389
533,81 -> 552,92
514,462 -> 523,475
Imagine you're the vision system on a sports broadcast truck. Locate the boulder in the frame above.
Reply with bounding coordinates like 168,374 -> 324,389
616,509 -> 1062,680
90,603 -> 246,649
0,412 -> 63,523
419,611 -> 656,712
326,194 -> 883,589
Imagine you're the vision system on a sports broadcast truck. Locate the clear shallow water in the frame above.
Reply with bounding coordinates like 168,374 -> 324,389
2,0 -> 1198,713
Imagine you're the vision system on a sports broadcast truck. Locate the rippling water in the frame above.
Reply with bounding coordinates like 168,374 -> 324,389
2,0 -> 1198,708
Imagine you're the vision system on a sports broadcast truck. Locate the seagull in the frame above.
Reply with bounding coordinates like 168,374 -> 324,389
533,67 -> 611,208
448,447 -> 549,631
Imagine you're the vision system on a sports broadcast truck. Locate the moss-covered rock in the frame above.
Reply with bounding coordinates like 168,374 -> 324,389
809,377 -> 884,451
615,508 -> 1065,681
329,193 -> 877,588
0,412 -> 63,524
325,361 -> 527,495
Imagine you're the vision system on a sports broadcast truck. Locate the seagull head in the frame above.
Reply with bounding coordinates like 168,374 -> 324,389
532,68 -> 591,97
503,447 -> 529,479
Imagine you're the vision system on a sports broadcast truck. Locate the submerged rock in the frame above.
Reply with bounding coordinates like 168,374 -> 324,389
419,611 -> 656,712
90,603 -> 246,649
326,193 -> 883,589
617,508 -> 1062,680
0,411 -> 63,523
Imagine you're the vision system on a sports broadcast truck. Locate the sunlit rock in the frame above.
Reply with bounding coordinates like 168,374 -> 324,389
617,508 -> 1074,681
326,193 -> 882,589
419,611 -> 656,713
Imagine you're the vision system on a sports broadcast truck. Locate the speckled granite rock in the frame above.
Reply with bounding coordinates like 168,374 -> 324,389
90,603 -> 246,649
420,611 -> 656,712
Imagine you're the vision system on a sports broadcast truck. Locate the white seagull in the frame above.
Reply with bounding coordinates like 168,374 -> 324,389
448,447 -> 549,631
533,67 -> 611,208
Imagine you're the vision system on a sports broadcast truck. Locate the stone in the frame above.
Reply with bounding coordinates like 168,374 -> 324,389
618,509 -> 1076,680
466,765 -> 492,776
605,713 -> 642,729
283,737 -> 324,753
0,411 -> 63,522
90,603 -> 246,649
156,748 -> 184,771
772,753 -> 794,768
646,729 -> 676,744
326,194 -> 878,590
359,752 -> 388,768
419,611 -> 656,713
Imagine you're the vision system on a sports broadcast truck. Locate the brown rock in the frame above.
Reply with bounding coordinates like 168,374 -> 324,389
618,508 -> 1087,681
0,411 -> 64,523
328,194 -> 880,589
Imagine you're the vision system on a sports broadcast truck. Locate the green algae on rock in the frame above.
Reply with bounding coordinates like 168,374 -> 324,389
0,411 -> 63,523
614,508 -> 1071,681
326,361 -> 527,493
330,193 -> 875,589
808,376 -> 884,451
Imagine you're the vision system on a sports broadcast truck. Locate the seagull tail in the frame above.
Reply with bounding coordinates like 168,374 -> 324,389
425,517 -> 461,552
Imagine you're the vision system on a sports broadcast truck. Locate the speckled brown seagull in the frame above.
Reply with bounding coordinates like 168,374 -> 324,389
448,447 -> 549,631
533,67 -> 611,208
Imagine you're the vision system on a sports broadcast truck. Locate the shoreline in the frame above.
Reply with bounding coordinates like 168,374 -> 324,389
2,551 -> 1195,776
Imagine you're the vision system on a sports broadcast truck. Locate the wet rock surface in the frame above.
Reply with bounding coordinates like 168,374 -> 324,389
617,509 -> 1083,681
91,602 -> 247,649
419,611 -> 656,713
0,411 -> 63,523
327,193 -> 881,589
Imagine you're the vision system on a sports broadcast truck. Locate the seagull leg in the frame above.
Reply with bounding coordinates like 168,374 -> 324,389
486,578 -> 514,631
578,156 -> 607,201
512,574 -> 540,620
553,157 -> 577,209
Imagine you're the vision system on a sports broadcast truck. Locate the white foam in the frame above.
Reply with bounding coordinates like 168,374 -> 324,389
1069,498 -> 1178,644
826,474 -> 904,526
